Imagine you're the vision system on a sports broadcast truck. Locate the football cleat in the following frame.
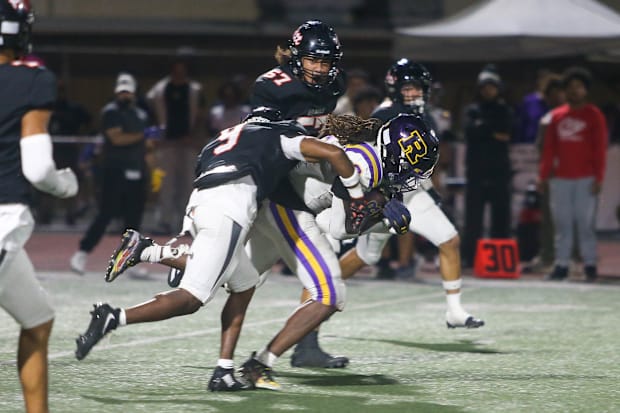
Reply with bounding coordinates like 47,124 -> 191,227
75,303 -> 120,360
207,366 -> 251,392
105,229 -> 153,282
584,265 -> 597,283
446,315 -> 485,329
291,346 -> 349,368
291,331 -> 349,368
238,352 -> 281,391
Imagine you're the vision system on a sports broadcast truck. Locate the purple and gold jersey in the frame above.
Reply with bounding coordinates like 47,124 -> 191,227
288,136 -> 383,215
0,61 -> 56,205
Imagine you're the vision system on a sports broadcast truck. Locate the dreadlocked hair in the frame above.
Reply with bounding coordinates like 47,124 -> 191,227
319,114 -> 383,144
274,45 -> 291,65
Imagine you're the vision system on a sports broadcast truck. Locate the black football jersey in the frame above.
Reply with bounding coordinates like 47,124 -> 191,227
0,61 -> 56,205
250,64 -> 345,136
194,121 -> 308,202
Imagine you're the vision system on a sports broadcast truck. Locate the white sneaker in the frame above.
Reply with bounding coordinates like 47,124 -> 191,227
70,251 -> 88,275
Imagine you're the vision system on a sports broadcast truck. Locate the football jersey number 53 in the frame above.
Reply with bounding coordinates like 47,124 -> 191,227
263,68 -> 292,86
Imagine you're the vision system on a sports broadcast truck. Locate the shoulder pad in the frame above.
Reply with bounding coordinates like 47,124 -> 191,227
257,67 -> 295,88
344,142 -> 383,190
276,120 -> 309,136
11,60 -> 45,69
372,105 -> 401,124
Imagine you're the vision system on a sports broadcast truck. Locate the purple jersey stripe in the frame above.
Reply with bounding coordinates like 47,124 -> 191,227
345,143 -> 383,188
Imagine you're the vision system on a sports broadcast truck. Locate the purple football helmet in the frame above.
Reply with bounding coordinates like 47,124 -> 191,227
376,114 -> 439,193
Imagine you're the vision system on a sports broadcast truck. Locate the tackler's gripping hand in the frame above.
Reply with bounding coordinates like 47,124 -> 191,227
345,197 -> 371,235
382,198 -> 411,235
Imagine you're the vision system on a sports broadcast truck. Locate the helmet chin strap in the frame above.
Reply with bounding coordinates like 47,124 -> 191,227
301,67 -> 332,88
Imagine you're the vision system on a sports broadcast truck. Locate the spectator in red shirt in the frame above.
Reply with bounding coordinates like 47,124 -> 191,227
538,67 -> 608,282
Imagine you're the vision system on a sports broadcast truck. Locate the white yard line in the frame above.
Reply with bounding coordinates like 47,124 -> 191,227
1,290 -> 447,365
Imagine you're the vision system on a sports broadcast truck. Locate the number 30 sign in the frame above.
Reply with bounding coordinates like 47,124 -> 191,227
474,239 -> 520,279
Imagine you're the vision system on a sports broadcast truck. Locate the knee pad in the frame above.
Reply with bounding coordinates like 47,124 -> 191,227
333,278 -> 346,311
306,276 -> 346,311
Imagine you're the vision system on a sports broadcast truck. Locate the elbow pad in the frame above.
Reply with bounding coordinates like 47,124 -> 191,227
20,134 -> 78,198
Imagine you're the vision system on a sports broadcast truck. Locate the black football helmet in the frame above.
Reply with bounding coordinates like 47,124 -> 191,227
385,58 -> 432,113
288,20 -> 343,90
376,113 -> 439,193
0,0 -> 34,54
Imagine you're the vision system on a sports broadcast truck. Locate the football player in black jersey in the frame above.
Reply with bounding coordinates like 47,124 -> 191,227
0,1 -> 78,412
74,112 -> 372,379
341,58 -> 484,329
98,112 -> 427,391
251,20 -> 345,136
250,20 -> 355,369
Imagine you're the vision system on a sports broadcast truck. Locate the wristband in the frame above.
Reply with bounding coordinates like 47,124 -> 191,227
340,170 -> 363,199
346,183 -> 364,199
340,169 -> 360,188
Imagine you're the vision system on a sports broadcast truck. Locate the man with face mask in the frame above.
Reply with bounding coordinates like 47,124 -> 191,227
70,72 -> 150,274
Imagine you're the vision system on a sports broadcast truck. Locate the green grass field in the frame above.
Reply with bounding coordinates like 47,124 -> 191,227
1,272 -> 619,413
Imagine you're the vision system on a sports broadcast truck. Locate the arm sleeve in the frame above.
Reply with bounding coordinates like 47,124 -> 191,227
280,135 -> 308,161
20,134 -> 78,198
28,69 -> 56,110
539,114 -> 557,181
